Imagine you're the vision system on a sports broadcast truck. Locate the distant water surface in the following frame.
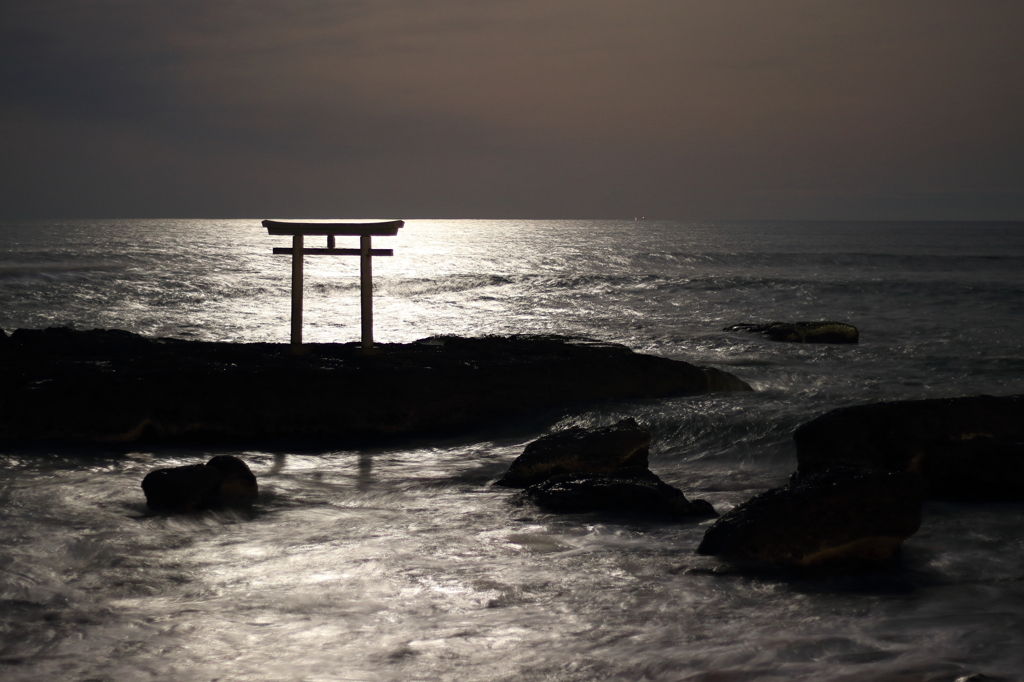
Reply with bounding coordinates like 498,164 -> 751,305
1,219 -> 1023,680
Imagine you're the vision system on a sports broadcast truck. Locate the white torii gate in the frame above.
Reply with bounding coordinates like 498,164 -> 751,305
263,219 -> 405,354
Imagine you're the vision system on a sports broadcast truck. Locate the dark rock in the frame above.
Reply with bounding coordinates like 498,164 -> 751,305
206,455 -> 260,507
725,321 -> 859,344
794,394 -> 1024,501
0,328 -> 752,447
516,467 -> 716,519
142,455 -> 258,513
923,436 -> 1024,502
697,468 -> 923,569
496,418 -> 651,488
702,367 -> 754,391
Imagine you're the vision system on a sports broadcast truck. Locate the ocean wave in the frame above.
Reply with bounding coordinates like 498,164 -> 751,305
0,262 -> 122,279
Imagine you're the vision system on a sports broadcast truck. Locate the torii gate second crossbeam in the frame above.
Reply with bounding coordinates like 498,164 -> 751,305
263,219 -> 405,354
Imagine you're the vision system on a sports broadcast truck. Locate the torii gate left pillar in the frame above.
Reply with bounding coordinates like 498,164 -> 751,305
263,220 -> 405,354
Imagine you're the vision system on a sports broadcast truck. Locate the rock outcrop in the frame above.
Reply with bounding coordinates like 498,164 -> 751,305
496,418 -> 651,488
142,455 -> 258,513
516,467 -> 716,519
724,321 -> 859,344
794,394 -> 1024,501
697,468 -> 923,569
0,328 -> 752,447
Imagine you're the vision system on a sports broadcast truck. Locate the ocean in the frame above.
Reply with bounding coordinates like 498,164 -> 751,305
1,219 -> 1023,681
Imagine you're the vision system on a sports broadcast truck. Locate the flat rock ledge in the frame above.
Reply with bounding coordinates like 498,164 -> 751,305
725,321 -> 859,344
697,467 -> 923,569
794,394 -> 1024,501
516,467 -> 717,519
0,327 -> 751,447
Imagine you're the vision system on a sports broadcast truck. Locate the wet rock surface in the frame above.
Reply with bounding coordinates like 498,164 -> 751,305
0,327 -> 751,447
141,455 -> 258,513
794,394 -> 1024,501
697,467 -> 923,569
724,321 -> 859,344
516,467 -> 717,519
496,418 -> 651,488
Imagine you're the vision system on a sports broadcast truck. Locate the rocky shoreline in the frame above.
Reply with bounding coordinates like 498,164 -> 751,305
0,327 -> 751,448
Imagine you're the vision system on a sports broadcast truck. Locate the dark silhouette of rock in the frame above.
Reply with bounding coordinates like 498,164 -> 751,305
724,321 -> 859,344
697,468 -> 923,569
496,418 -> 651,488
0,328 -> 752,447
703,367 -> 755,391
794,394 -> 1024,501
142,455 -> 258,513
516,467 -> 716,519
923,436 -> 1024,502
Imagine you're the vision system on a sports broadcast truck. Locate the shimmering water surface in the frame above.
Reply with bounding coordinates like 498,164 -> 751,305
2,219 -> 1024,681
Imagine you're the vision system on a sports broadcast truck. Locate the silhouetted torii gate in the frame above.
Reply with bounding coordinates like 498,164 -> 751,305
263,219 -> 405,354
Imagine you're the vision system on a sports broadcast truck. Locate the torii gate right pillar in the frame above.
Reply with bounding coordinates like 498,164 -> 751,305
360,233 -> 373,351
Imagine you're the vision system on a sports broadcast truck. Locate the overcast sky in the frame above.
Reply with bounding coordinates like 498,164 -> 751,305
2,0 -> 1022,220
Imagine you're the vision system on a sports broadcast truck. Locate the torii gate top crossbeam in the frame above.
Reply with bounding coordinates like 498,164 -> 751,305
263,220 -> 403,236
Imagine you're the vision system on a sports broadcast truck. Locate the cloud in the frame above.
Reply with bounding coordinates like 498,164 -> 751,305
1,0 -> 1022,218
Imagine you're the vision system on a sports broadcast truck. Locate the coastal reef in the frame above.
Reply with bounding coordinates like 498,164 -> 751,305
0,327 -> 751,447
697,467 -> 923,569
142,455 -> 258,513
794,394 -> 1024,501
724,321 -> 859,344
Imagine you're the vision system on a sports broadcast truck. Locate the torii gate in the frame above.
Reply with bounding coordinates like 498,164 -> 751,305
263,219 -> 405,354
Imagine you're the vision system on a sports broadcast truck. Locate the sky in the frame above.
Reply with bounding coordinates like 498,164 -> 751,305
1,0 -> 1022,220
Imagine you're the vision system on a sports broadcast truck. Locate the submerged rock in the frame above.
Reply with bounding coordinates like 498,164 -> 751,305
142,455 -> 258,513
697,468 -> 923,569
0,328 -> 752,447
724,321 -> 859,344
516,467 -> 716,519
794,394 -> 1024,501
496,418 -> 651,488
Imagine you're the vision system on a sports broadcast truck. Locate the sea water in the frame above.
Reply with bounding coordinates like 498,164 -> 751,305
1,219 -> 1023,681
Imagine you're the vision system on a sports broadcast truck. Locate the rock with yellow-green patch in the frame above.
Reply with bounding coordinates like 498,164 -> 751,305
496,418 -> 651,488
724,321 -> 859,344
697,467 -> 923,570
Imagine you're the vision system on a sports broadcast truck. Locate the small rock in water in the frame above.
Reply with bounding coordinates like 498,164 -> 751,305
516,467 -> 716,519
142,455 -> 258,513
697,467 -> 922,569
724,321 -> 859,344
496,418 -> 651,488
